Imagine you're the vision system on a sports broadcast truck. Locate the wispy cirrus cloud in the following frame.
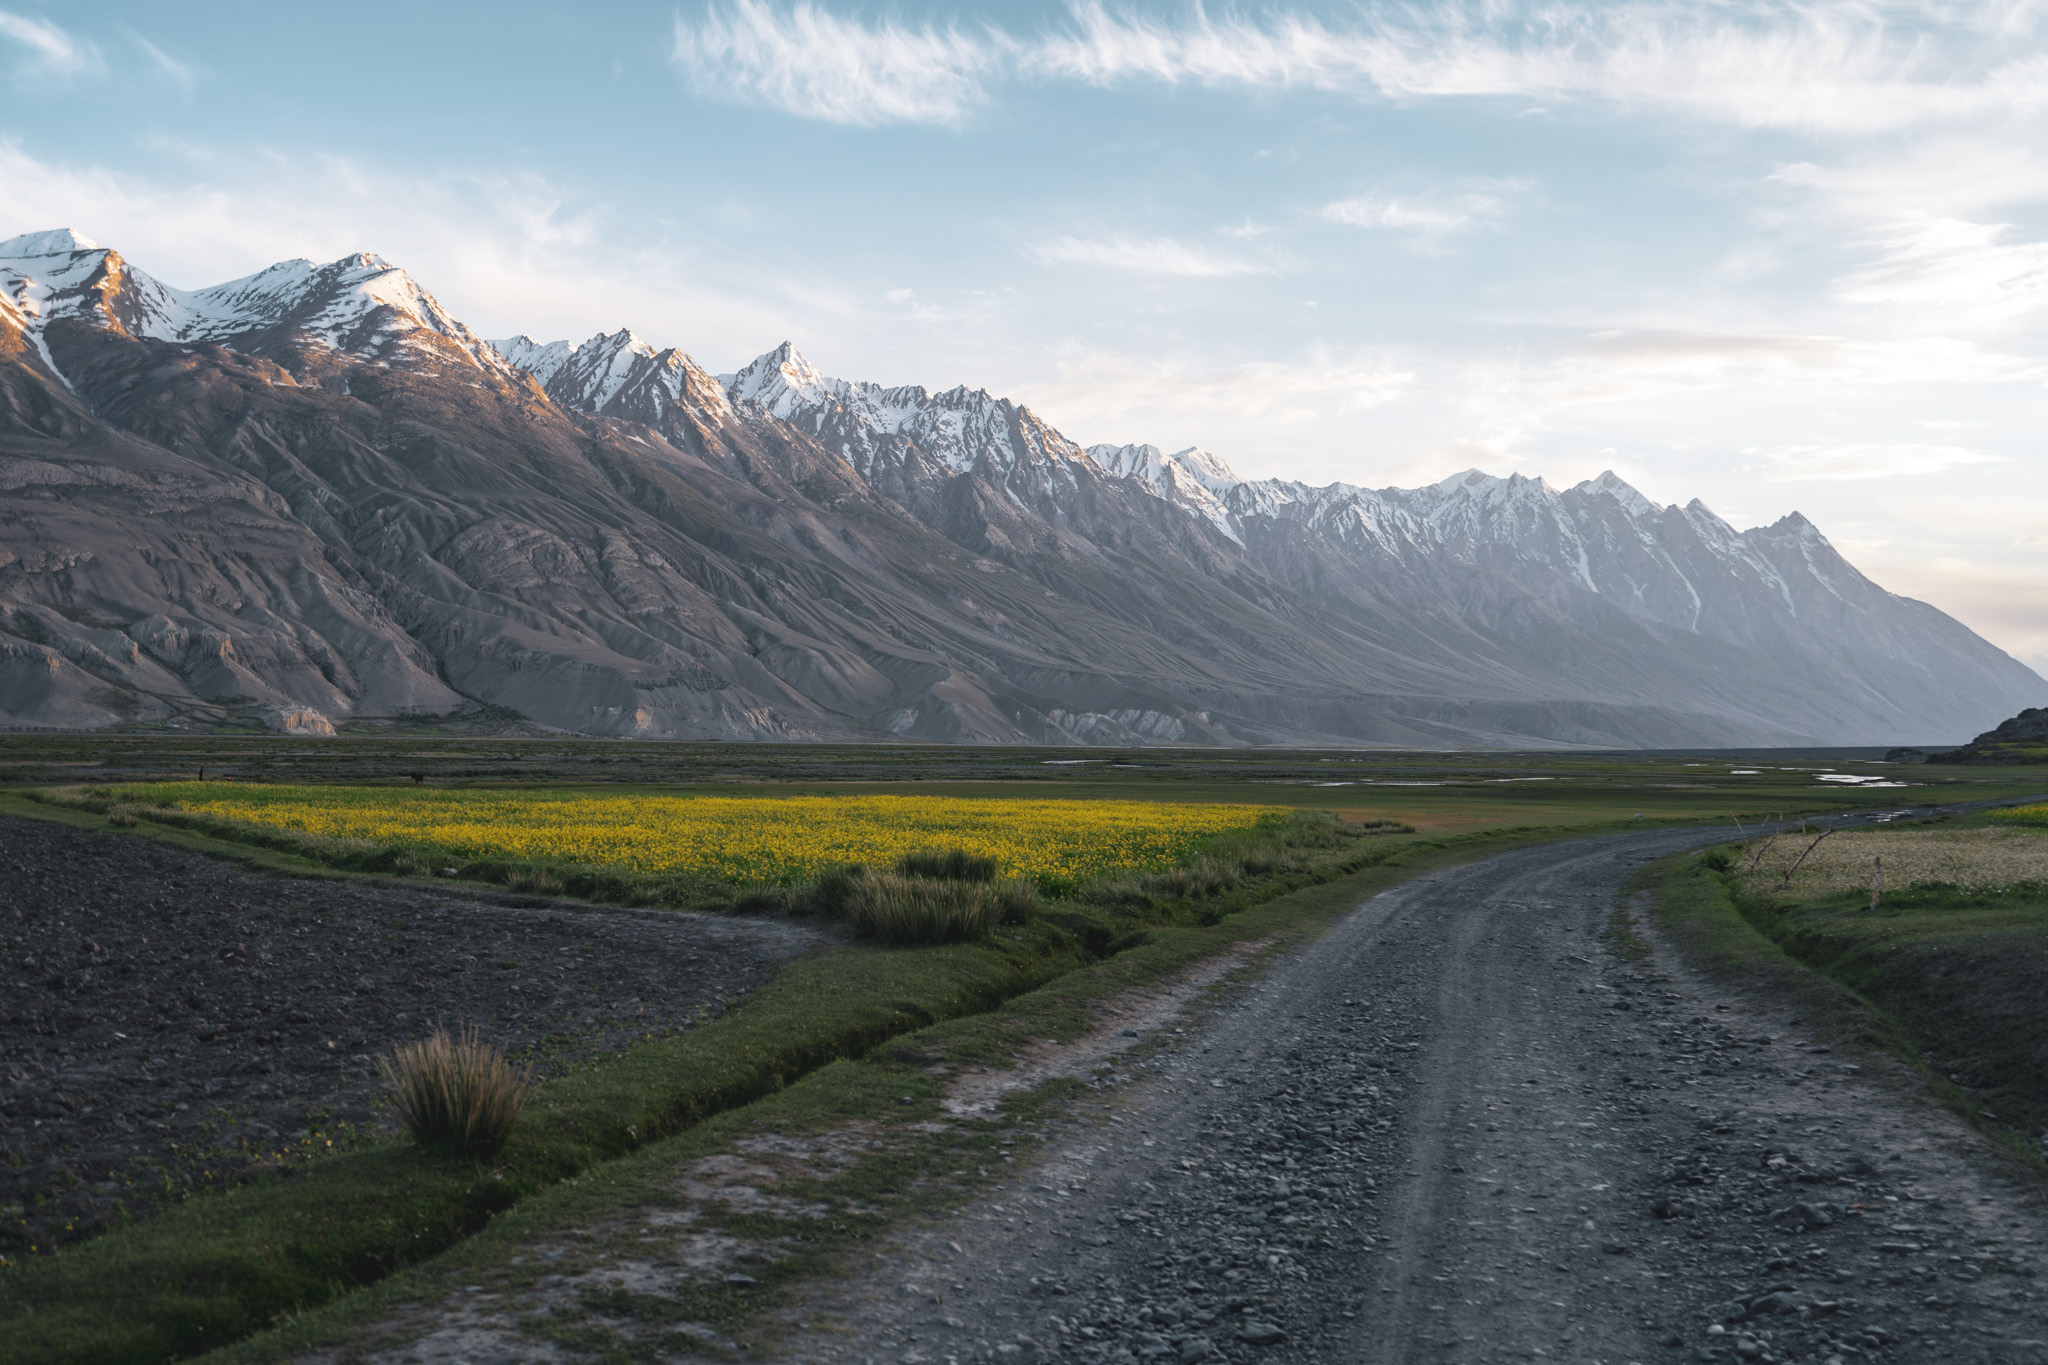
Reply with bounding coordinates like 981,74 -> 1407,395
1321,179 -> 1526,243
1027,233 -> 1272,277
128,31 -> 200,93
1039,1 -> 2048,131
1831,217 -> 2048,320
670,0 -> 997,126
670,0 -> 2048,132
0,8 -> 101,80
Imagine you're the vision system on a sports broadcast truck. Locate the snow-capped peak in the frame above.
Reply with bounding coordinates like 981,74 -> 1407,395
1435,467 -> 1499,493
1085,442 -> 1243,542
1571,469 -> 1660,518
0,230 -> 508,374
0,228 -> 100,258
1168,446 -> 1242,493
494,327 -> 731,422
1087,442 -> 1167,481
727,341 -> 833,412
489,333 -> 578,385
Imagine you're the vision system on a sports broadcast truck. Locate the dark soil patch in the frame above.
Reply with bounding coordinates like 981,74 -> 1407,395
0,814 -> 823,1258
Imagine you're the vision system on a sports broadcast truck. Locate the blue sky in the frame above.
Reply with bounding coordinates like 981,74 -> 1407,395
3,0 -> 2046,673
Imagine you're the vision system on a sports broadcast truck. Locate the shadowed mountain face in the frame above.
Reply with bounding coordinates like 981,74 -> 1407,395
1,230 -> 2039,746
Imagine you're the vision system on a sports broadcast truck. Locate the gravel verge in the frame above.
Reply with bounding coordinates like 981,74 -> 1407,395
0,813 -> 823,1258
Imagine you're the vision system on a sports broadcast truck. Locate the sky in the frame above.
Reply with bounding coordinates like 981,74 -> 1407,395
1,0 -> 2046,674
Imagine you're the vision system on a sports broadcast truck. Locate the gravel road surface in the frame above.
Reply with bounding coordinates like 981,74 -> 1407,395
794,827 -> 2048,1365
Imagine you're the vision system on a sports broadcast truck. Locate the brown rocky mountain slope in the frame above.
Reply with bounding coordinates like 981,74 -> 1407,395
1,229 -> 2039,745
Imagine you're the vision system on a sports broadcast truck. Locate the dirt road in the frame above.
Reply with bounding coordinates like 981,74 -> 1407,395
792,828 -> 2048,1365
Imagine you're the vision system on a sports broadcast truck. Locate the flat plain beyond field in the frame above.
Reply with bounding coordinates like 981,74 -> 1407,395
7,734 -> 2045,835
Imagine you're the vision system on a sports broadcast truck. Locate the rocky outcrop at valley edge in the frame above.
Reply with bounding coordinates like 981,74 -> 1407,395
0,228 -> 2039,746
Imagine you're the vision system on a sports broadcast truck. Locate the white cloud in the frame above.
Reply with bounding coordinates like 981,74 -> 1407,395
1562,329 -> 2044,388
1321,179 -> 1525,240
128,31 -> 199,93
1743,441 -> 2005,480
666,1 -> 2048,132
0,9 -> 100,79
1773,142 -> 2048,221
670,0 -> 996,126
1023,347 -> 1414,434
1027,234 -> 1271,277
1030,0 -> 2048,133
1831,216 -> 2048,319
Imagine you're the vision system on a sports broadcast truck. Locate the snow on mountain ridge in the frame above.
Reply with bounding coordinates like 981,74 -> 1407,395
1086,442 -> 1242,542
0,229 -> 507,374
716,342 -> 1090,482
6,228 -> 1879,647
491,328 -> 732,423
491,334 -> 577,386
0,229 -> 100,256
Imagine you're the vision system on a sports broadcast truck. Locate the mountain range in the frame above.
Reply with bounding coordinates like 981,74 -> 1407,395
1,228 -> 2038,747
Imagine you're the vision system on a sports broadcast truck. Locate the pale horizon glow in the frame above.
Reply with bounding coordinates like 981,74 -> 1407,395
2,0 -> 2046,678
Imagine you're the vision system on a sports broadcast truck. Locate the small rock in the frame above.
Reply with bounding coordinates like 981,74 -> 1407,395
723,1273 -> 757,1288
1177,1337 -> 1216,1362
1238,1321 -> 1287,1347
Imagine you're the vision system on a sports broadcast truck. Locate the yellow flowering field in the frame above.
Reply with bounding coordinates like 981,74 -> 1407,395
127,783 -> 1276,892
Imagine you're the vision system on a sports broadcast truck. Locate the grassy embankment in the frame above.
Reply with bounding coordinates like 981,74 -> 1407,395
2,745 -> 2040,1363
1647,805 -> 2048,1168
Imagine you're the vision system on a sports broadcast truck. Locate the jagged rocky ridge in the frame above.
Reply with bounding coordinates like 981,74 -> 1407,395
1,228 -> 2039,746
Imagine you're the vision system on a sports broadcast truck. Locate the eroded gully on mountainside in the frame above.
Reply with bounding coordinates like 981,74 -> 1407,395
781,828 -> 2048,1365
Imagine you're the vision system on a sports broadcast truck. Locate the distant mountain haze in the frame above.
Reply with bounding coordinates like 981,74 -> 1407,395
1,230 -> 2038,746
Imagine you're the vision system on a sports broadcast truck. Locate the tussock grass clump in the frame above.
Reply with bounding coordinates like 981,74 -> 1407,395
379,1026 -> 533,1157
500,865 -> 566,895
803,850 -> 1039,943
1135,854 -> 1244,901
843,873 -> 1002,944
896,848 -> 998,882
732,881 -> 789,914
839,871 -> 1039,944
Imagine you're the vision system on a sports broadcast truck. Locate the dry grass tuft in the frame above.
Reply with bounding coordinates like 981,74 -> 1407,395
895,848 -> 998,883
379,1026 -> 533,1157
835,870 -> 1038,943
1738,827 -> 2048,896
